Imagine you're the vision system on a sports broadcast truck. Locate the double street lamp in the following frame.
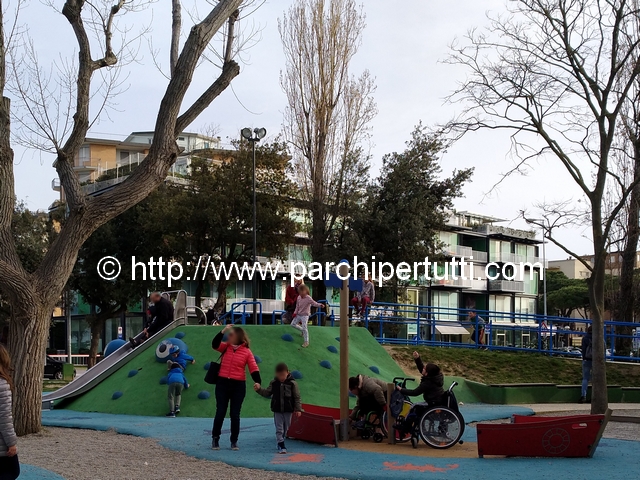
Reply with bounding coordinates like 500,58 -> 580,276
241,127 -> 267,324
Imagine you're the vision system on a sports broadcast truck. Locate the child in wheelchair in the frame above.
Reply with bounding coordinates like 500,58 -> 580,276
394,352 -> 462,447
397,351 -> 445,404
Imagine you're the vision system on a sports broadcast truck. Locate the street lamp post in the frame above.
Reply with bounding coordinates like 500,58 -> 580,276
527,218 -> 548,318
241,127 -> 267,324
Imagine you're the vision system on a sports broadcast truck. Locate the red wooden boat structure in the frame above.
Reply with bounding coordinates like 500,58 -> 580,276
477,410 -> 611,458
286,404 -> 341,447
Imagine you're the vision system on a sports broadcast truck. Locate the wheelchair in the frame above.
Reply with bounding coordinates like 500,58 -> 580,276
386,377 -> 465,449
352,410 -> 386,443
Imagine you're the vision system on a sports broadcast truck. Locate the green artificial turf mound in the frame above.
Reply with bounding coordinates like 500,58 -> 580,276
62,325 -> 405,417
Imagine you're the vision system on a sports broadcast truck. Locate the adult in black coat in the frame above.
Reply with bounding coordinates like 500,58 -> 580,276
130,292 -> 175,348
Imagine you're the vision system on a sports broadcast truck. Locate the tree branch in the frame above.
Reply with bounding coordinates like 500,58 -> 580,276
170,0 -> 181,76
175,60 -> 240,134
57,0 -> 122,212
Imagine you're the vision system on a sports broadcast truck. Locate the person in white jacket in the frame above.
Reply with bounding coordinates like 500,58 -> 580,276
0,344 -> 19,479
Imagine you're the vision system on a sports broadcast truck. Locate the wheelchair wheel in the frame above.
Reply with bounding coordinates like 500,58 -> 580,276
360,430 -> 371,440
381,400 -> 413,443
418,406 -> 465,449
411,436 -> 418,449
373,432 -> 384,443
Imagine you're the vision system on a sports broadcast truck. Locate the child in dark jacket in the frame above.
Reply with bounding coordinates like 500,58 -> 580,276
397,351 -> 445,404
254,362 -> 302,454
166,362 -> 189,417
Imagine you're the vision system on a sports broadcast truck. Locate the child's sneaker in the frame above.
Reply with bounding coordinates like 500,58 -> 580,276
165,411 -> 175,418
278,442 -> 288,454
302,342 -> 309,348
231,442 -> 239,451
212,437 -> 220,450
175,406 -> 181,414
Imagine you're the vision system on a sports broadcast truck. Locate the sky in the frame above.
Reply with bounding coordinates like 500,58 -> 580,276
11,0 -> 593,261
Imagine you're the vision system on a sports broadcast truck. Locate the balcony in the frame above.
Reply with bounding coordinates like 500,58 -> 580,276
469,279 -> 487,290
432,277 -> 473,288
443,244 -> 473,258
488,280 -> 525,293
470,250 -> 488,263
524,256 -> 546,268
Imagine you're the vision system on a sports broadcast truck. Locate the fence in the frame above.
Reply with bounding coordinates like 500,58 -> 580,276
49,354 -> 99,366
192,299 -> 640,362
345,303 -> 640,363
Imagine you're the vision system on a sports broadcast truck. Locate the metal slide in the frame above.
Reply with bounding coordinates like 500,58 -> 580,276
42,291 -> 188,410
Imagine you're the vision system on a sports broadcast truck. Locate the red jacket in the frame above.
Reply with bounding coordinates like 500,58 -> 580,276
213,333 -> 260,382
285,285 -> 299,307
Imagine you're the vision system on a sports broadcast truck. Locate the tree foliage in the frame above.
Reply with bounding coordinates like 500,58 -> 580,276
544,270 -> 590,318
166,140 -> 297,312
70,191 -> 169,366
0,202 -> 55,325
344,126 -> 473,298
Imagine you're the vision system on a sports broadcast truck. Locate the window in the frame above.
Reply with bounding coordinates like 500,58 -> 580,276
489,295 -> 512,315
439,231 -> 458,249
432,291 -> 459,320
514,297 -> 536,321
78,146 -> 90,165
489,240 -> 501,262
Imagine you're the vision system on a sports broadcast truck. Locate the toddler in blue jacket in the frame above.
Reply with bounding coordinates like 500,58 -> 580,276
167,346 -> 195,370
166,362 -> 189,417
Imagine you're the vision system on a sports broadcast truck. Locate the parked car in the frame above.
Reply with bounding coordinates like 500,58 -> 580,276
44,356 -> 76,380
552,346 -> 582,357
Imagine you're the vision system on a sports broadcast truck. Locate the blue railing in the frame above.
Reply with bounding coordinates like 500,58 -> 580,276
358,303 -> 639,362
219,301 -> 263,325
217,299 -> 639,362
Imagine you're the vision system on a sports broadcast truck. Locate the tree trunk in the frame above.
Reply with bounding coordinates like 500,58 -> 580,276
8,300 -> 50,436
589,231 -> 609,415
310,206 -> 327,302
617,137 -> 640,355
214,279 -> 228,315
88,319 -> 104,368
195,278 -> 205,309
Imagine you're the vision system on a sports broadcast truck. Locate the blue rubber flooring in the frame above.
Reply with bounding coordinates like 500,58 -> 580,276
42,406 -> 640,480
21,464 -> 65,480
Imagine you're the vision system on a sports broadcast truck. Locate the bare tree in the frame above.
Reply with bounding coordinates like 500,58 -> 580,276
280,0 -> 377,295
609,4 -> 640,353
0,0 -> 246,435
446,0 -> 640,414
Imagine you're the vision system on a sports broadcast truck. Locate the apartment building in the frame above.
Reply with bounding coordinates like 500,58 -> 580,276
405,211 -> 542,321
548,258 -> 592,280
52,131 -> 231,202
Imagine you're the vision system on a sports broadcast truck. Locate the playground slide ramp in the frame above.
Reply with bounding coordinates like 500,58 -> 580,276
42,320 -> 181,410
